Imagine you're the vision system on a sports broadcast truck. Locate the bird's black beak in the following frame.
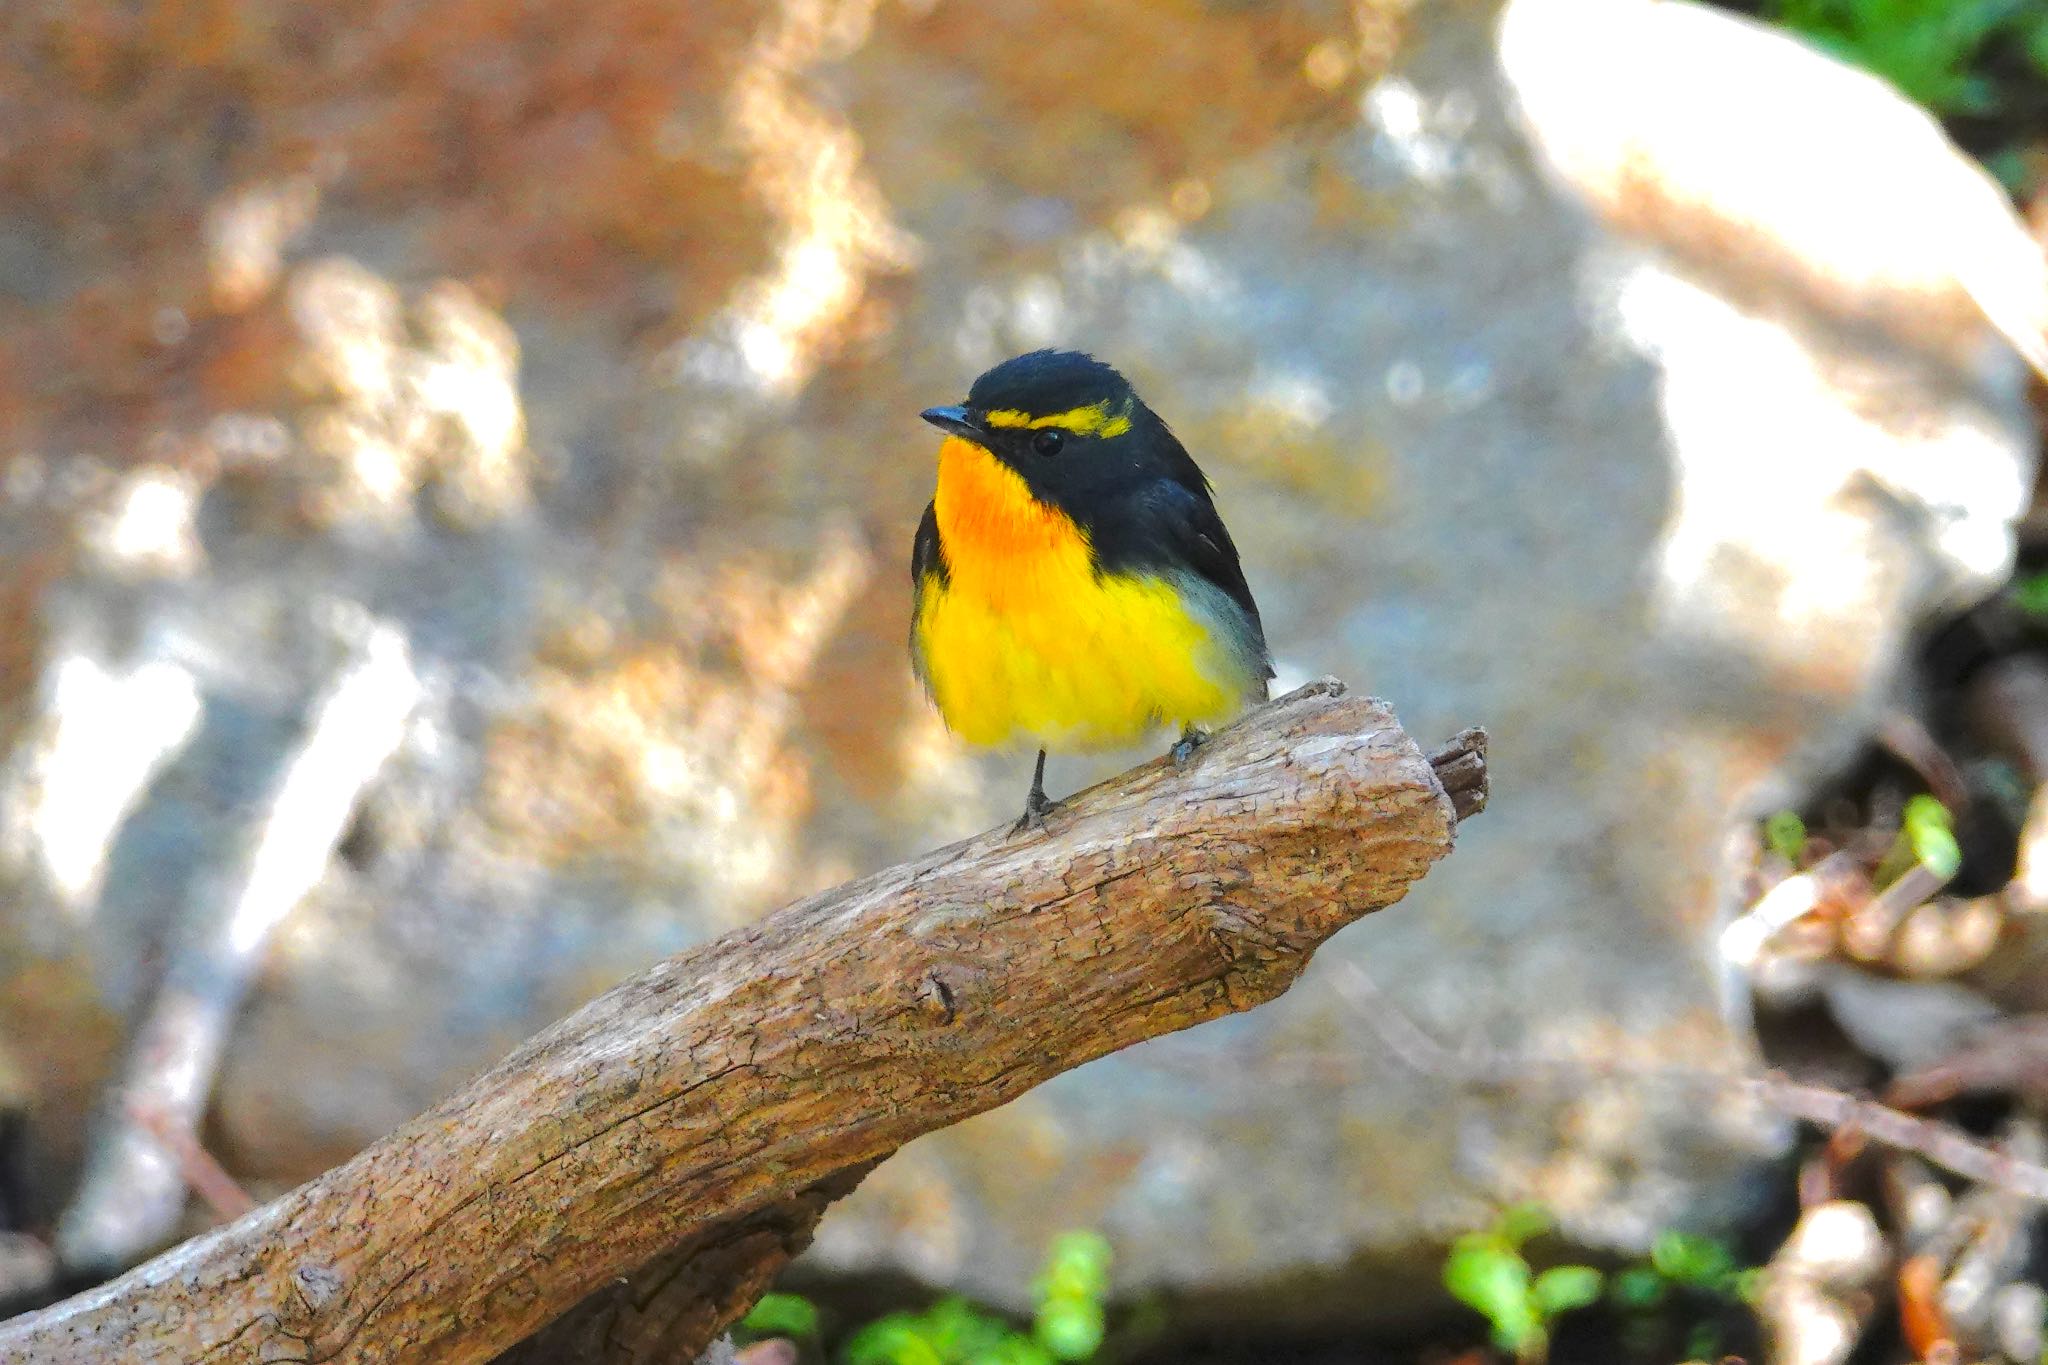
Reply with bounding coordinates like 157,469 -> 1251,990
920,405 -> 984,441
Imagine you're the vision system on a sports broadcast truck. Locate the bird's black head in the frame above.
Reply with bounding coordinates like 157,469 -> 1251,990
920,350 -> 1199,522
964,349 -> 1129,420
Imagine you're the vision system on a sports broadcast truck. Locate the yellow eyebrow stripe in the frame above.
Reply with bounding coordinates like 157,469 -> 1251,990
981,401 -> 1132,438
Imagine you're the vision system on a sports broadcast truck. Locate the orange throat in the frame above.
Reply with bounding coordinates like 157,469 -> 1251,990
931,436 -> 1087,592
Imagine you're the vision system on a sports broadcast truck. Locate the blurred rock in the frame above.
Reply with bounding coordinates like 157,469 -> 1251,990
1815,967 -> 2002,1075
0,1233 -> 53,1319
0,0 -> 2040,1318
1500,0 -> 2048,381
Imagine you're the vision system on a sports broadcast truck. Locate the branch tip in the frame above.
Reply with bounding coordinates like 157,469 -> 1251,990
1429,727 -> 1489,823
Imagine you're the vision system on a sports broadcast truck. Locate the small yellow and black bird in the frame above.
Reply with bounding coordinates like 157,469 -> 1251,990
910,349 -> 1272,830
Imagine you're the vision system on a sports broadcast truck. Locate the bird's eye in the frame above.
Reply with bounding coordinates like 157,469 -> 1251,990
1031,429 -> 1066,457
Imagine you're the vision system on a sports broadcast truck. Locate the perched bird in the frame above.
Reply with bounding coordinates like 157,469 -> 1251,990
910,350 -> 1272,830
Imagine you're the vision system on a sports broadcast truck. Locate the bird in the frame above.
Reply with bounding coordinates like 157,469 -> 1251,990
909,349 -> 1273,832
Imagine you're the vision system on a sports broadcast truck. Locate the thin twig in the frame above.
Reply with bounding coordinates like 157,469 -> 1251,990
1329,965 -> 2048,1204
128,1100 -> 257,1222
1744,1078 -> 2048,1202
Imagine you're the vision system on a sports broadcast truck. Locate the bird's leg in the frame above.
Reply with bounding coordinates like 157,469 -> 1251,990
1171,723 -> 1208,767
1011,748 -> 1055,835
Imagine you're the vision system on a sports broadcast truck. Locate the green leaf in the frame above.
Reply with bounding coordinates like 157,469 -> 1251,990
2026,17 -> 2048,76
925,1298 -> 1013,1358
1035,1299 -> 1106,1361
1445,1238 -> 1540,1354
1034,1232 -> 1112,1305
1762,810 -> 1806,863
2013,572 -> 2048,618
1530,1265 -> 1604,1317
1498,1203 -> 1553,1248
742,1292 -> 819,1340
1650,1231 -> 1737,1289
1760,0 -> 2020,114
845,1317 -> 948,1365
1608,1265 -> 1668,1312
970,1339 -> 1056,1365
844,1300 -> 1030,1365
1903,794 -> 1961,881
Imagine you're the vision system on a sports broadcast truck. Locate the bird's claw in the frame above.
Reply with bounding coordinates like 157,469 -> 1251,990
1010,791 -> 1056,837
1171,727 -> 1208,767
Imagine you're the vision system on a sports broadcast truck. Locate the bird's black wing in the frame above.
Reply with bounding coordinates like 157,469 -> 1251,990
911,499 -> 947,587
908,500 -> 946,697
1096,478 -> 1273,679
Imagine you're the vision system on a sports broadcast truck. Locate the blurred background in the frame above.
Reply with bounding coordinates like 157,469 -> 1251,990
2,0 -> 2047,1361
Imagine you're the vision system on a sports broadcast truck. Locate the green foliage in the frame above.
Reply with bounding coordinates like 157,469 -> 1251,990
1649,1230 -> 1751,1297
1442,1204 -> 1602,1364
1443,1208 -> 1765,1364
1608,1228 -> 1761,1362
743,1292 -> 823,1342
845,1299 -> 1055,1365
1871,792 -> 1961,887
2029,14 -> 2048,72
2013,571 -> 2048,620
1497,1203 -> 1552,1246
1607,1265 -> 1668,1312
1902,793 -> 1962,881
1764,0 -> 2041,114
1755,0 -> 2048,191
1445,1240 -> 1540,1356
840,1233 -> 1114,1365
1762,809 -> 1807,863
1033,1232 -> 1112,1361
1529,1265 -> 1603,1317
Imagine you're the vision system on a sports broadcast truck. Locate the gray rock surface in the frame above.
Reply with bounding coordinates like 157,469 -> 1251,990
0,0 -> 2039,1313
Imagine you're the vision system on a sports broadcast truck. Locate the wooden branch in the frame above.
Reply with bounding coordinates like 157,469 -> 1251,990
504,730 -> 1494,1365
493,1160 -> 882,1365
0,680 -> 1482,1365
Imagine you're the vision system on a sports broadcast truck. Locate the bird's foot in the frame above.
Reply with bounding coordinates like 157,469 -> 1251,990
1171,726 -> 1209,767
1010,788 -> 1057,836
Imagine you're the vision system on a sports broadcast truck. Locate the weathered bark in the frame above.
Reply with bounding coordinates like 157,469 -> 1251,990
494,1160 -> 882,1365
0,680 -> 1483,1365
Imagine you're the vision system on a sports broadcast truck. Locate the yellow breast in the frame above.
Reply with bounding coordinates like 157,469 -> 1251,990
913,437 -> 1245,751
